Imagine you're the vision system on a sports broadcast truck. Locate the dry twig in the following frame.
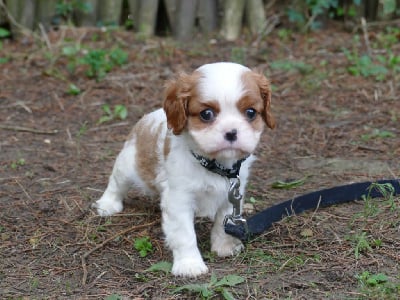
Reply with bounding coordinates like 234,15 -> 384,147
0,124 -> 58,134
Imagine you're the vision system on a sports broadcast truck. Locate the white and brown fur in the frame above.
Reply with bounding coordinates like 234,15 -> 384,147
93,62 -> 275,277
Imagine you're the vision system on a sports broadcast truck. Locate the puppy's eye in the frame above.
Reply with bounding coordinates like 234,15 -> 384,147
245,108 -> 257,121
199,108 -> 216,122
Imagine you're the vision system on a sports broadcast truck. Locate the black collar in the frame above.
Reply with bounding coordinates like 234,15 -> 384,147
191,151 -> 249,179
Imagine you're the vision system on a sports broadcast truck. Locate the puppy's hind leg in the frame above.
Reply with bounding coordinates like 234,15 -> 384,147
94,145 -> 137,216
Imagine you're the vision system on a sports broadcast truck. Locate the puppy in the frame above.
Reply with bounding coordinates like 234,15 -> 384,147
93,62 -> 275,277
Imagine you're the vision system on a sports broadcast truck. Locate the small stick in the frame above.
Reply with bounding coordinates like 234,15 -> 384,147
81,220 -> 158,285
0,125 -> 58,135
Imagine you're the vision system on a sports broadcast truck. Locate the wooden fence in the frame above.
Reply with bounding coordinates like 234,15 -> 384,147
0,0 -> 399,41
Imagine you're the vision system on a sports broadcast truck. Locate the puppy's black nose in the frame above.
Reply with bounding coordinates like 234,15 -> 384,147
225,129 -> 238,142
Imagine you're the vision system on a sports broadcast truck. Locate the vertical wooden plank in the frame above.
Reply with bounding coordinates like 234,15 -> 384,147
175,0 -> 197,40
36,0 -> 57,29
245,0 -> 265,35
164,0 -> 177,34
198,0 -> 217,34
6,0 -> 36,31
220,0 -> 245,41
137,0 -> 159,36
127,0 -> 140,29
75,0 -> 98,26
98,0 -> 123,26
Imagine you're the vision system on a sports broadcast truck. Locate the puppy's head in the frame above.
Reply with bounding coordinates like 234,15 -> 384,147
163,62 -> 275,161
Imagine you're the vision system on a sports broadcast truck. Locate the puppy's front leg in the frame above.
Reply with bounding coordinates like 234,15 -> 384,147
161,190 -> 208,277
211,205 -> 244,257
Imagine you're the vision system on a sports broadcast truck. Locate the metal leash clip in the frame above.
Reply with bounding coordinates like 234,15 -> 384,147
223,176 -> 248,231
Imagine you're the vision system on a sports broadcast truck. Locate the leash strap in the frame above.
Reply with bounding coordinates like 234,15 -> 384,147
225,179 -> 400,242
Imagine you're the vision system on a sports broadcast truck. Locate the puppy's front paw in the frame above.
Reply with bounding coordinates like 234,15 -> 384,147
172,258 -> 209,277
92,195 -> 123,216
211,236 -> 244,257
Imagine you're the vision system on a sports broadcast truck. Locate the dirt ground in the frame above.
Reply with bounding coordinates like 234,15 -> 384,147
1,23 -> 399,299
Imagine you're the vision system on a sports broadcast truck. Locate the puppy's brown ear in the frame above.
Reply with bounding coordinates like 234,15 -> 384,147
163,72 -> 198,135
253,72 -> 276,129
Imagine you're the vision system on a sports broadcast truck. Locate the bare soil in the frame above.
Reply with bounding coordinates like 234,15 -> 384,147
1,25 -> 399,299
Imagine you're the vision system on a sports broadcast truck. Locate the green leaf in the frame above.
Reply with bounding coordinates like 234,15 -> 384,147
102,104 -> 112,116
221,288 -> 235,300
146,261 -> 172,273
367,273 -> 388,286
62,45 -> 79,56
67,83 -> 81,95
134,236 -> 153,257
214,275 -> 245,288
114,104 -> 128,120
0,28 -> 11,38
173,284 -> 213,298
98,115 -> 112,124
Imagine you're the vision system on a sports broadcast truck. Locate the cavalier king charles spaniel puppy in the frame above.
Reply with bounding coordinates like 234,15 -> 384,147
93,62 -> 275,277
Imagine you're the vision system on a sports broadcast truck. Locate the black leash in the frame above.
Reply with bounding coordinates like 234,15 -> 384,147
224,179 -> 400,242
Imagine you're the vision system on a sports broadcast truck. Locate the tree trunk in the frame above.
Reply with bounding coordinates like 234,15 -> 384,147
198,0 -> 217,34
75,0 -> 98,26
245,0 -> 265,35
98,0 -> 123,26
36,0 -> 57,30
164,0 -> 178,34
6,0 -> 36,31
128,0 -> 140,29
175,0 -> 197,40
221,0 -> 245,41
365,0 -> 378,20
137,0 -> 159,36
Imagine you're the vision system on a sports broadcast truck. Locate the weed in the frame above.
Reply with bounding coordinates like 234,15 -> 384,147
356,271 -> 400,299
77,121 -> 88,136
277,28 -> 293,41
147,261 -> 172,274
361,128 -> 396,141
270,59 -> 313,75
29,276 -> 40,291
173,273 -> 245,300
0,27 -> 10,39
0,27 -> 11,63
373,27 -> 400,49
11,158 -> 26,169
98,104 -> 128,124
82,47 -> 128,80
352,232 -> 373,259
343,48 -> 389,81
134,236 -> 153,257
105,294 -> 123,300
56,0 -> 93,25
368,182 -> 398,211
287,0 -> 361,31
62,44 -> 81,73
67,83 -> 81,95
